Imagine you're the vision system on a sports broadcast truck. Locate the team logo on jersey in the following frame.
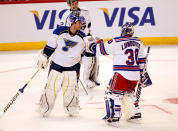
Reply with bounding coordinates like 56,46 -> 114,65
62,38 -> 78,51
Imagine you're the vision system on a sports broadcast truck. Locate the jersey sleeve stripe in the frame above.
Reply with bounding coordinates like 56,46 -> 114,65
138,57 -> 146,64
43,45 -> 55,57
99,42 -> 109,55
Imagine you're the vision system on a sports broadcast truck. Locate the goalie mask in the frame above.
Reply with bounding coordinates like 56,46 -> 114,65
67,0 -> 78,6
121,22 -> 134,37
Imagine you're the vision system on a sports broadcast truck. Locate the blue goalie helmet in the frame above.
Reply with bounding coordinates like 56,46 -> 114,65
121,22 -> 134,37
69,13 -> 85,24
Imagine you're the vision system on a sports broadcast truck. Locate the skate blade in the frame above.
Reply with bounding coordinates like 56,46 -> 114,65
127,118 -> 142,123
107,122 -> 119,128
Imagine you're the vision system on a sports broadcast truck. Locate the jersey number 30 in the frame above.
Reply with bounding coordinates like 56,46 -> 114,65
124,49 -> 139,65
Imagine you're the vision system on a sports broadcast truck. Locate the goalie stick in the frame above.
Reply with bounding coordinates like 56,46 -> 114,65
0,67 -> 42,118
79,79 -> 88,95
136,46 -> 151,102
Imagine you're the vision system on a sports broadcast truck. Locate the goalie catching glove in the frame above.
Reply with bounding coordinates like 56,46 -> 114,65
84,36 -> 103,54
37,50 -> 49,69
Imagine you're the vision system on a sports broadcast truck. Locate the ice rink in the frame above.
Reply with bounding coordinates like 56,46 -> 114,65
0,46 -> 178,131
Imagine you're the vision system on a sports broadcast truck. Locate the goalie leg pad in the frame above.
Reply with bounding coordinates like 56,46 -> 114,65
38,70 -> 64,117
121,91 -> 137,120
82,56 -> 96,88
103,90 -> 123,121
90,55 -> 100,85
128,91 -> 141,114
62,71 -> 80,115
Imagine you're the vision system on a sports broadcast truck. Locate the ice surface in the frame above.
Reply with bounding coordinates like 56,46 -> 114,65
0,46 -> 178,131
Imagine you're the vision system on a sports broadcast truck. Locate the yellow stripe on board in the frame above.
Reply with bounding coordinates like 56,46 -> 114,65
0,37 -> 178,51
0,41 -> 47,51
140,37 -> 178,45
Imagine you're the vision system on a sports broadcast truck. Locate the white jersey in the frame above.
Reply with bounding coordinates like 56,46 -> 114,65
96,36 -> 146,81
44,26 -> 86,67
60,7 -> 91,35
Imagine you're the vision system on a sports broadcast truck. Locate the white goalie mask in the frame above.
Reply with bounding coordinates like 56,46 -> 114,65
121,22 -> 134,37
67,0 -> 78,6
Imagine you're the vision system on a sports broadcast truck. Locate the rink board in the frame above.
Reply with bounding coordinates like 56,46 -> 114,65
0,0 -> 178,50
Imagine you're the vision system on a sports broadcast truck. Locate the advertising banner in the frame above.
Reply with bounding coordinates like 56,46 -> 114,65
0,0 -> 178,50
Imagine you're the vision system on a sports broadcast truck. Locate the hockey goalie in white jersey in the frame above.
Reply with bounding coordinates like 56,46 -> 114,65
60,0 -> 100,88
85,22 -> 152,126
37,14 -> 86,117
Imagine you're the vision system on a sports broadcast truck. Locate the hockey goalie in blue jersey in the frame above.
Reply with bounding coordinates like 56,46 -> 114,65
37,14 -> 86,117
85,22 -> 152,126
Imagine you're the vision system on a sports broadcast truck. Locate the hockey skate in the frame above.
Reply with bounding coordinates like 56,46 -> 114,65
102,116 -> 120,128
93,79 -> 100,86
85,80 -> 96,89
127,113 -> 141,122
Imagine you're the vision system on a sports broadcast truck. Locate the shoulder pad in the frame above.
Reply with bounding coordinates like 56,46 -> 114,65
77,30 -> 86,38
53,26 -> 69,35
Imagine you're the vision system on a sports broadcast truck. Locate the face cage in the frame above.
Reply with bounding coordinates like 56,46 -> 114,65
67,0 -> 78,6
121,27 -> 134,36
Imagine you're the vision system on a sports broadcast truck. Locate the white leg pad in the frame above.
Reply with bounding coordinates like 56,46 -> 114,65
104,91 -> 123,119
122,91 -> 136,119
62,71 -> 80,116
82,56 -> 96,88
38,70 -> 64,117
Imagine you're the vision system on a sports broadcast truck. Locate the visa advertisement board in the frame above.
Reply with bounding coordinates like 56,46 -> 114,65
0,0 -> 178,50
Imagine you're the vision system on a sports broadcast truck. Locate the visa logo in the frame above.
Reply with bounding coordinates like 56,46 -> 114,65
100,7 -> 155,27
30,9 -> 67,30
30,7 -> 155,30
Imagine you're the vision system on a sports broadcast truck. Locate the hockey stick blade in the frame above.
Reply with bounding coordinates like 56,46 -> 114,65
0,67 -> 41,118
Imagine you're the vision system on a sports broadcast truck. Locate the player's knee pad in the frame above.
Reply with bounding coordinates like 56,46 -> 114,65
104,90 -> 123,119
38,70 -> 64,117
62,71 -> 79,115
